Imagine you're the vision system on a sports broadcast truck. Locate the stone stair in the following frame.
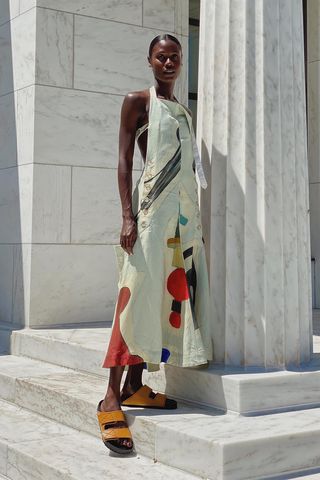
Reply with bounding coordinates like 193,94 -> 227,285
0,398 -> 196,480
0,322 -> 320,479
11,325 -> 320,414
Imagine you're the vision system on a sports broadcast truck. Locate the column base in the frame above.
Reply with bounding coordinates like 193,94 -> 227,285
146,356 -> 320,414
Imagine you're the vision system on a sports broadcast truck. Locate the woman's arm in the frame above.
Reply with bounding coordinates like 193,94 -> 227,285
118,93 -> 144,255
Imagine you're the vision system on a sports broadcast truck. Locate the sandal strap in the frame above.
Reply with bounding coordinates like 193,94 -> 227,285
152,392 -> 166,407
122,385 -> 166,407
97,410 -> 126,425
102,427 -> 132,441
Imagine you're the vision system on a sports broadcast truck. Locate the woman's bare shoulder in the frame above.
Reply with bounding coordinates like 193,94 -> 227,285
122,88 -> 149,111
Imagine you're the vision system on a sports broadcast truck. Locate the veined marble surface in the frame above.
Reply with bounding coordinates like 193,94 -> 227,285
73,15 -> 185,96
0,9 -> 36,96
34,85 -> 144,169
143,0 -> 175,31
33,164 -> 71,243
0,0 -> 20,26
21,0 -> 144,26
0,0 -> 189,331
0,93 -> 17,169
35,8 -> 73,88
9,312 -> 320,414
197,0 -> 312,368
0,165 -> 33,244
27,244 -> 119,327
1,354 -> 320,479
0,399 -> 198,480
0,247 -> 13,325
71,167 -> 142,244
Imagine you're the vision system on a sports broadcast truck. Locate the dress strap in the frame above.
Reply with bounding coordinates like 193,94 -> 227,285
190,126 -> 208,189
136,122 -> 149,139
149,85 -> 156,98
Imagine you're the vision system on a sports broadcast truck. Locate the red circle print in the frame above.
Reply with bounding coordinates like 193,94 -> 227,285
167,268 -> 189,301
169,311 -> 181,328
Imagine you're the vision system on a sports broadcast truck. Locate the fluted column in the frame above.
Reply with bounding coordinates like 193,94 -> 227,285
197,0 -> 312,368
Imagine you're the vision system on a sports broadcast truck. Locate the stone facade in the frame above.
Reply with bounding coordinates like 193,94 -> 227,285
308,0 -> 320,309
0,0 -> 188,328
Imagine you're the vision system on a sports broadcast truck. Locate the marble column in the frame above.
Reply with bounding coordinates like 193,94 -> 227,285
197,0 -> 312,368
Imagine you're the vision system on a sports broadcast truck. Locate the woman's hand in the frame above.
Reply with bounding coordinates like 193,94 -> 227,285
120,216 -> 137,255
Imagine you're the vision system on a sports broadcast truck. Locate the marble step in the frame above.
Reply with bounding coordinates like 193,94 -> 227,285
0,398 -> 198,480
10,325 -> 113,378
1,355 -> 320,480
273,472 -> 320,480
11,326 -> 320,414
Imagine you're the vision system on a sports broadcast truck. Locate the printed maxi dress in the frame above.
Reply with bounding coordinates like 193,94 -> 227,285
102,85 -> 213,371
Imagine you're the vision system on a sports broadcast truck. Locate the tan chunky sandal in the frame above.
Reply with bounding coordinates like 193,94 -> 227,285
96,400 -> 134,454
121,385 -> 177,409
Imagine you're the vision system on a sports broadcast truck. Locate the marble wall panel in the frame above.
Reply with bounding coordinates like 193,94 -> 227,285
74,16 -> 158,94
143,0 -> 175,32
32,164 -> 71,243
33,0 -> 143,26
0,22 -> 14,96
0,92 -> 17,168
0,9 -> 36,96
308,61 -> 320,183
16,86 -> 35,166
175,0 -> 189,36
177,34 -> 189,104
0,245 -> 13,323
19,0 -> 36,15
0,166 -> 31,244
71,166 -> 142,244
12,244 -> 32,326
35,8 -> 73,88
307,0 -> 320,63
28,244 -> 118,327
17,164 -> 34,244
0,0 -> 189,331
0,443 -> 7,476
34,85 -> 142,169
0,87 -> 35,169
0,0 -> 20,26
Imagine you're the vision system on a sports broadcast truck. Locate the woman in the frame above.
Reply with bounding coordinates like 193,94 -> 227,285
96,33 -> 213,455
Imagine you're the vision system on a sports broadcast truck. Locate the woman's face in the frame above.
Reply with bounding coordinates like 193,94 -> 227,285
148,39 -> 182,83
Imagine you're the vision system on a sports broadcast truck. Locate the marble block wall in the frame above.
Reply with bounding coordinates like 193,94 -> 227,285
0,0 -> 188,327
197,0 -> 312,368
308,0 -> 320,309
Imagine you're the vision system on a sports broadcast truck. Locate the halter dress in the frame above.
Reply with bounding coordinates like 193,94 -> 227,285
102,85 -> 213,371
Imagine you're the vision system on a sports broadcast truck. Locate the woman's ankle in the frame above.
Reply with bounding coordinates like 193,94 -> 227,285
102,387 -> 122,410
121,381 -> 143,396
101,397 -> 121,411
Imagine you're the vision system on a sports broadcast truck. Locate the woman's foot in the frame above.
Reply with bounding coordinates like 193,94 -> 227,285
98,397 -> 133,450
120,383 -> 178,409
120,382 -> 143,403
